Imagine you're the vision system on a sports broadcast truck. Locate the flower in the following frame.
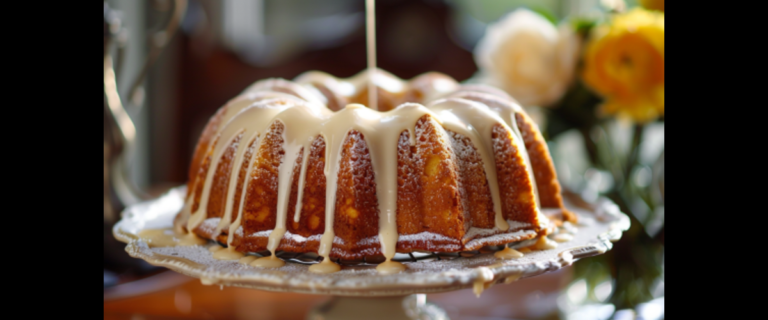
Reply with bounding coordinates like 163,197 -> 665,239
601,0 -> 627,12
582,8 -> 664,123
474,9 -> 580,108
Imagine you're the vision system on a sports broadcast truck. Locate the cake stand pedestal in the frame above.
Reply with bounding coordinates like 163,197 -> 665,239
114,187 -> 628,320
307,294 -> 446,320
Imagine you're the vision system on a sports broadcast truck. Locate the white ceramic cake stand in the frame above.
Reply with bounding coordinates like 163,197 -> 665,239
113,186 -> 628,320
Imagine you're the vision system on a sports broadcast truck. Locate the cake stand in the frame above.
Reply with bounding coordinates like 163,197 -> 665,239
113,186 -> 628,320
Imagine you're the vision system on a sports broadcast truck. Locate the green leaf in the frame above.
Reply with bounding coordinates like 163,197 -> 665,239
531,6 -> 558,25
572,18 -> 597,35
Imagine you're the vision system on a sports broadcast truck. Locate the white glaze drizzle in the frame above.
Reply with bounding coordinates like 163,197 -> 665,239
213,130 -> 259,237
212,91 -> 315,237
294,68 -> 416,107
366,0 -> 377,110
178,70 -> 548,274
269,104 -> 334,259
227,112 -> 282,248
187,99 -> 297,233
428,98 -> 511,231
242,78 -> 327,106
442,91 -> 541,211
292,146 -> 311,223
186,132 -> 240,232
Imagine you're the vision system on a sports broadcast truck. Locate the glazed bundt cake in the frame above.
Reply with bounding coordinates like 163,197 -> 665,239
174,69 -> 575,272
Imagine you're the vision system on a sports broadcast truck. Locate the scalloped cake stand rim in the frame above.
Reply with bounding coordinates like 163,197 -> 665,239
113,186 -> 629,296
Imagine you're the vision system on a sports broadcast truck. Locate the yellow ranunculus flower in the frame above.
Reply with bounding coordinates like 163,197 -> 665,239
582,8 -> 664,123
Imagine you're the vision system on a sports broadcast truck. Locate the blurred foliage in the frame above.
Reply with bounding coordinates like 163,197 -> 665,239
550,90 -> 664,313
460,0 -> 664,314
550,97 -> 664,317
541,2 -> 664,316
447,0 -> 562,23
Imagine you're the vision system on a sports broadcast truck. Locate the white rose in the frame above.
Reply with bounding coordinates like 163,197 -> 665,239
474,9 -> 580,108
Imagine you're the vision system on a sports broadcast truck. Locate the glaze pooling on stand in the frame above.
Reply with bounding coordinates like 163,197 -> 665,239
494,246 -> 524,259
176,69 -> 559,274
138,228 -> 206,247
473,267 -> 495,297
530,235 -> 558,250
376,259 -> 406,274
309,258 -> 341,274
238,256 -> 257,265
553,233 -> 573,243
251,255 -> 285,268
213,247 -> 245,260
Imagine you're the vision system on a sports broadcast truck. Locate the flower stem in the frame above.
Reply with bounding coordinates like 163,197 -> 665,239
580,127 -> 599,167
623,123 -> 645,187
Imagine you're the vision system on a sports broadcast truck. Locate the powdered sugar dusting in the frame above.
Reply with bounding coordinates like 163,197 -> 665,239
464,220 -> 533,240
398,232 -> 455,243
283,231 -> 322,243
198,218 -> 221,235
332,235 -> 379,246
464,229 -> 537,250
239,230 -> 375,247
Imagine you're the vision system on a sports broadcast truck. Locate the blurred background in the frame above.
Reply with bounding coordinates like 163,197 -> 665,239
104,0 -> 664,319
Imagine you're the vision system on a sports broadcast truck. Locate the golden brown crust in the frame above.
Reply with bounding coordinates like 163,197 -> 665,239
331,130 -> 382,257
395,115 -> 466,252
491,124 -> 539,227
289,140 -> 326,236
231,137 -> 258,223
446,130 -> 495,229
235,122 -> 285,253
282,136 -> 326,253
443,88 -> 575,224
514,112 -> 576,223
395,130 -> 421,237
186,105 -> 228,201
190,135 -> 220,214
204,133 -> 242,220
415,116 -> 466,241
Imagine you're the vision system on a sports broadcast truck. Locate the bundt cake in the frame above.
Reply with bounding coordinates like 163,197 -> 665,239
174,69 -> 575,273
